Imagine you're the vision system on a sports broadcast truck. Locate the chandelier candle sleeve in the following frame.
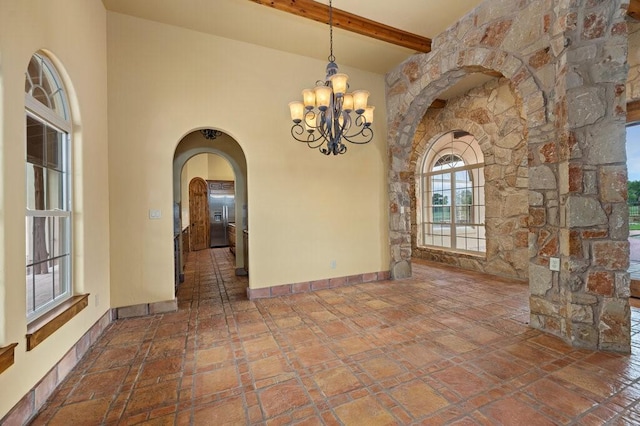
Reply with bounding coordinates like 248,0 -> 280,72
352,90 -> 369,114
343,94 -> 354,112
363,107 -> 375,125
330,73 -> 348,95
302,89 -> 316,109
314,86 -> 332,111
289,101 -> 304,123
286,0 -> 373,155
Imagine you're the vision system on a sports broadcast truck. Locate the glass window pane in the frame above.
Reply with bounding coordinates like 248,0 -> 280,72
26,115 -> 45,166
46,126 -> 62,170
46,168 -> 63,210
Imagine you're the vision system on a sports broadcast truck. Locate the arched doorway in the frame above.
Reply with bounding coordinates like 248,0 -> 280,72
173,129 -> 248,289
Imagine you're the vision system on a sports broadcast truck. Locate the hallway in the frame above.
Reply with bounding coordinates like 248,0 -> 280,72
29,249 -> 640,425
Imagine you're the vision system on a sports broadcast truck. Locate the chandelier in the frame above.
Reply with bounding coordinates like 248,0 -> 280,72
287,0 -> 374,155
200,129 -> 222,140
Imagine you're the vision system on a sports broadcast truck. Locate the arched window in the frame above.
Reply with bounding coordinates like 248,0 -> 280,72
25,53 -> 72,321
420,131 -> 485,253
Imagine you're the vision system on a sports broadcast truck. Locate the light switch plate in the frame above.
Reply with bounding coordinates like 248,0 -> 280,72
149,209 -> 162,219
549,257 -> 560,271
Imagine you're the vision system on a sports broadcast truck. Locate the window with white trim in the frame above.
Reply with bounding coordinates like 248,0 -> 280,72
420,131 -> 485,253
25,53 -> 72,321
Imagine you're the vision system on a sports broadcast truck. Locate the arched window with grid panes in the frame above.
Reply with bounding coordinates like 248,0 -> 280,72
420,131 -> 486,253
24,52 -> 72,321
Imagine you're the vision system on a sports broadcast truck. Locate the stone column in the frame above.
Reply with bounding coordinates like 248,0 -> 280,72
532,0 -> 630,352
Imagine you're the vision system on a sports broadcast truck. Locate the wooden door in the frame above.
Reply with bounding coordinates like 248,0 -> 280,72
189,177 -> 210,251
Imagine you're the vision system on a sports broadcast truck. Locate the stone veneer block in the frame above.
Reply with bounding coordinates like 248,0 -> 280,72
115,303 -> 149,319
329,277 -> 347,287
270,284 -> 292,296
311,279 -> 331,291
378,271 -> 392,280
292,282 -> 311,293
362,273 -> 378,283
247,287 -> 270,300
57,347 -> 78,380
74,333 -> 92,360
1,392 -> 34,426
34,367 -> 58,408
149,299 -> 178,315
347,274 -> 364,285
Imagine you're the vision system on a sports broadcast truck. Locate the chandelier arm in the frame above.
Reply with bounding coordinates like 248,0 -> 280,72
340,126 -> 374,145
290,123 -> 326,149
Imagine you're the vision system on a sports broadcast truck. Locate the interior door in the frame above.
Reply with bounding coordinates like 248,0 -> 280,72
189,177 -> 210,251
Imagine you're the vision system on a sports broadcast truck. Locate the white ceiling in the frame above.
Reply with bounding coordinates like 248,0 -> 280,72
102,0 -> 484,74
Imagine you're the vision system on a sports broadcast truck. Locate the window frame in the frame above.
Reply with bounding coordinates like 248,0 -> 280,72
420,132 -> 485,254
24,53 -> 73,323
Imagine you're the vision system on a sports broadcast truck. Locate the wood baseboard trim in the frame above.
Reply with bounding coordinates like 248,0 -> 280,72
26,294 -> 89,351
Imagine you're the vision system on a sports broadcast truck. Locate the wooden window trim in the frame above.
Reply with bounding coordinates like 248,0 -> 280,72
0,343 -> 19,374
26,294 -> 89,351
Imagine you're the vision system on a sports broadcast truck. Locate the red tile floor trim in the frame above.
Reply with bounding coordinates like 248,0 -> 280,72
246,270 -> 391,300
27,248 -> 640,425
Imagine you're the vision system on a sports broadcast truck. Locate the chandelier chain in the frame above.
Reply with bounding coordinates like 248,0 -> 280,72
286,0 -> 374,155
328,0 -> 334,62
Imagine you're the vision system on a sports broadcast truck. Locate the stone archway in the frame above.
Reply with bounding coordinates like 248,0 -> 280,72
385,0 -> 630,352
387,48 -> 546,280
411,105 -> 529,280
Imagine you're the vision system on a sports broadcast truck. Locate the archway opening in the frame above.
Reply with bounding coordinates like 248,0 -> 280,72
410,74 -> 529,281
173,129 -> 248,291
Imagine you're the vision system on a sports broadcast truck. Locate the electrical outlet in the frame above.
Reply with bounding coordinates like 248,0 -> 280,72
549,257 -> 560,272
95,293 -> 100,307
330,260 -> 336,269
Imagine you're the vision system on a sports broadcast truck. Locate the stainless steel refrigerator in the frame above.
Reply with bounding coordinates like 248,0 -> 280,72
207,180 -> 235,247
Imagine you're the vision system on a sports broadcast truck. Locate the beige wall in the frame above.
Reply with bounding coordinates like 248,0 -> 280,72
181,153 -> 235,229
107,11 -> 389,301
207,153 -> 234,181
0,0 -> 110,417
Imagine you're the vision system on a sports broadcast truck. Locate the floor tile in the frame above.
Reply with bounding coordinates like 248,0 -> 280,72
27,248 -> 640,425
333,395 -> 396,425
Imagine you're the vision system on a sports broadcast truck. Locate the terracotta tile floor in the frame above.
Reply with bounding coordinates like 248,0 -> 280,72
29,248 -> 640,425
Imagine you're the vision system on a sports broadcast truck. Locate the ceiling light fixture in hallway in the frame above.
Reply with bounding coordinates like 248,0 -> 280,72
287,0 -> 374,155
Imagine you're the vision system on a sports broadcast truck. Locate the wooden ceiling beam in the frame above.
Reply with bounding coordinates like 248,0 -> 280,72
629,0 -> 640,21
627,99 -> 640,123
248,0 -> 432,53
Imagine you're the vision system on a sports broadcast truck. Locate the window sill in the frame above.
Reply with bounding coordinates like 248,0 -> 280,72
26,294 -> 89,351
0,343 -> 19,374
417,245 -> 486,259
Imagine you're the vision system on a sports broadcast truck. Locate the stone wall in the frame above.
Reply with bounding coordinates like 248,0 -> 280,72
411,78 -> 529,280
386,0 -> 630,352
